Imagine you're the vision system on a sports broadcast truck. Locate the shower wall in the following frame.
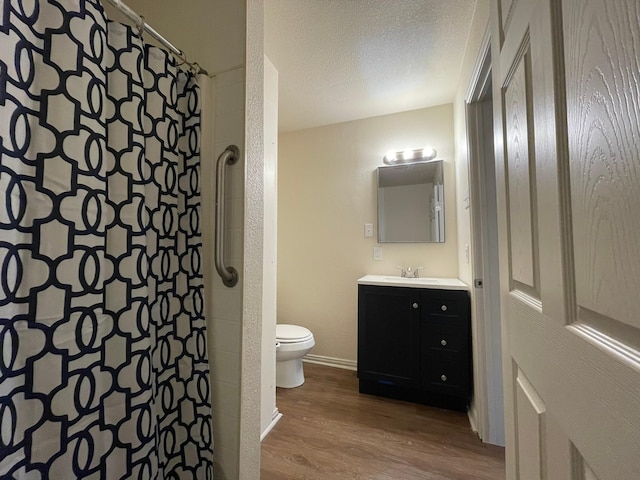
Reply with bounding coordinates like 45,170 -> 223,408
207,66 -> 247,480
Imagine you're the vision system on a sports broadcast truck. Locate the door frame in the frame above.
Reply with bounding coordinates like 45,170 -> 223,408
465,28 -> 505,446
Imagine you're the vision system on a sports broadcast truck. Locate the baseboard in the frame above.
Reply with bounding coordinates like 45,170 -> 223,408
303,354 -> 357,371
468,402 -> 480,438
260,408 -> 283,442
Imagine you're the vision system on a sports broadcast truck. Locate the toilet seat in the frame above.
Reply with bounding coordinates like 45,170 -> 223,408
276,324 -> 313,344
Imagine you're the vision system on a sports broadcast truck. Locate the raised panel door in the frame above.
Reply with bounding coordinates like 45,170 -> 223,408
491,0 -> 640,477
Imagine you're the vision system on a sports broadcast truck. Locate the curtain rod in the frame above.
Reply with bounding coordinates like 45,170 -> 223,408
102,0 -> 208,75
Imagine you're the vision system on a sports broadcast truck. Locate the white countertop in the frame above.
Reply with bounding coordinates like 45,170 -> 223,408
357,275 -> 469,291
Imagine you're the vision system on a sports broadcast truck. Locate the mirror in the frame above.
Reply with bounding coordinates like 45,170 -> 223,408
377,160 -> 445,243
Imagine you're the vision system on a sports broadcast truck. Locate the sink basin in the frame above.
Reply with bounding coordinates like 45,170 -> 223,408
382,277 -> 440,285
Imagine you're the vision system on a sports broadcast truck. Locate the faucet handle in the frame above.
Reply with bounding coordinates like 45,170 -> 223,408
413,267 -> 424,278
396,265 -> 407,277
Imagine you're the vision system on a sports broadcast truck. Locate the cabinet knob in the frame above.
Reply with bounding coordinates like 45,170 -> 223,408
412,302 -> 419,309
440,339 -> 447,346
440,374 -> 447,382
441,304 -> 448,311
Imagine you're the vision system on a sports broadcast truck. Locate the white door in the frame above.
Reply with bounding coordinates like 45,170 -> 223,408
491,0 -> 640,478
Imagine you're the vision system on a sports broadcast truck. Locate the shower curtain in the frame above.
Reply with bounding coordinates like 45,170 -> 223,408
0,1 -> 214,478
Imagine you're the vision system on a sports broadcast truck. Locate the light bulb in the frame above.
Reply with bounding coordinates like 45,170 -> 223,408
385,150 -> 396,162
423,146 -> 436,159
403,149 -> 413,160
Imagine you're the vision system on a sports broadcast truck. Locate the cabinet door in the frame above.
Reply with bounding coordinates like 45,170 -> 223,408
358,286 -> 420,387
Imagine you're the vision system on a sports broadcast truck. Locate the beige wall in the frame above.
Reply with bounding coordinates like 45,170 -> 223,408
261,55 -> 279,437
103,0 -> 244,75
454,0 -> 490,286
278,104 -> 457,362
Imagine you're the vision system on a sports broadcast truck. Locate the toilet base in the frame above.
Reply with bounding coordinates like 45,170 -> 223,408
276,358 -> 305,388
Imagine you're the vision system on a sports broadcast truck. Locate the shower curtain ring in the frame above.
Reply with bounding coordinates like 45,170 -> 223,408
175,50 -> 189,68
137,15 -> 146,37
190,62 -> 202,75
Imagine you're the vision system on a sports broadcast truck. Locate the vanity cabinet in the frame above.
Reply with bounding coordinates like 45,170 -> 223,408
357,284 -> 471,411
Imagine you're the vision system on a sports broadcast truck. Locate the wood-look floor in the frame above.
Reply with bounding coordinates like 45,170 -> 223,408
261,363 -> 505,480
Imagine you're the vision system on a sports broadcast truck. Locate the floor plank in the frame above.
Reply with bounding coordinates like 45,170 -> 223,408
261,363 -> 505,479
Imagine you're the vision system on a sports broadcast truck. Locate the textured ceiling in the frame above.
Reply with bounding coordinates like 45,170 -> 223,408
265,0 -> 478,132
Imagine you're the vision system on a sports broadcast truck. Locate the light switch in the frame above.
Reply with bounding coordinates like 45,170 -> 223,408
373,246 -> 382,260
364,223 -> 374,237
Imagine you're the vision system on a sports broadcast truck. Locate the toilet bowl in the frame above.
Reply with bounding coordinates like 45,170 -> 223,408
276,324 -> 315,388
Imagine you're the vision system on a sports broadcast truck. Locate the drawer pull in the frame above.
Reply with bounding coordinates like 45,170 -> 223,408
440,339 -> 447,346
441,304 -> 448,311
412,302 -> 419,309
440,374 -> 447,382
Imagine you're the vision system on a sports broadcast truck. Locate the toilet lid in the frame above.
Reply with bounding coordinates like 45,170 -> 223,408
276,324 -> 313,343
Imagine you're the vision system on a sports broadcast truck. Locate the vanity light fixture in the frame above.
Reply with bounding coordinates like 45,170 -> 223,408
383,146 -> 437,165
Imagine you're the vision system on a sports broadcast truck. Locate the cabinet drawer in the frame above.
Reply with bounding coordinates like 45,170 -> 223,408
422,296 -> 468,317
422,331 -> 466,353
422,317 -> 469,353
421,354 -> 469,395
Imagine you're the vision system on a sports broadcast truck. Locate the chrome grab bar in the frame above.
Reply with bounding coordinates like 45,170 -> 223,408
214,145 -> 240,287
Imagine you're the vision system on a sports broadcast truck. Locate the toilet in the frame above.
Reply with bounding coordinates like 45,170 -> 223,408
275,324 -> 315,388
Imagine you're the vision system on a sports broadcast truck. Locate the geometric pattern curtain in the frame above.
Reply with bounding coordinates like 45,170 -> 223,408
0,1 -> 213,478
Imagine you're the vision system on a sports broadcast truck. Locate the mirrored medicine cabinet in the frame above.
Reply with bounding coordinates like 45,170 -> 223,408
377,160 -> 445,243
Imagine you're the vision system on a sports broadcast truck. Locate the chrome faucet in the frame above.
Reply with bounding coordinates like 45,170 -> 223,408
396,266 -> 424,278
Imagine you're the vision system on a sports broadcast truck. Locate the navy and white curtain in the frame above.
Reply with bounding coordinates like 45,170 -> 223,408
0,1 -> 214,478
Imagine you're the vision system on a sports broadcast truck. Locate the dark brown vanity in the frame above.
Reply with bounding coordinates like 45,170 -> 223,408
357,276 -> 472,411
